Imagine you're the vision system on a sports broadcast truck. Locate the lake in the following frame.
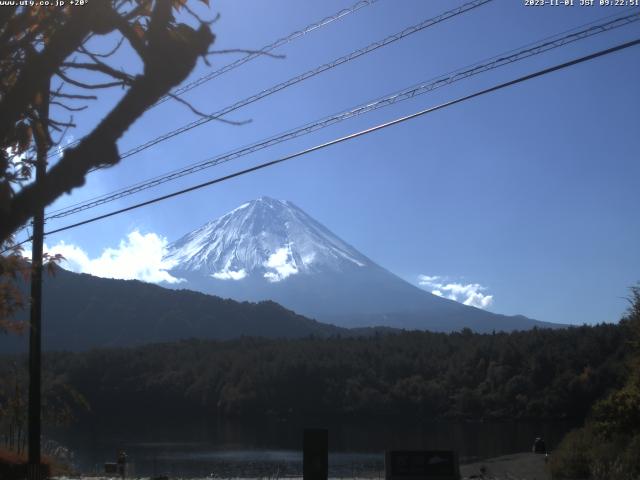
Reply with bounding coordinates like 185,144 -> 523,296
48,417 -> 576,477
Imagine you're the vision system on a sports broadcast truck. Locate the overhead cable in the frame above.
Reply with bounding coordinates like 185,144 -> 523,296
45,9 -> 640,221
47,0 -> 381,159
156,0 -> 381,105
95,0 -> 494,165
33,37 -> 640,241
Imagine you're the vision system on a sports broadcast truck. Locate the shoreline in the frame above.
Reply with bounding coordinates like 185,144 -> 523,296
51,452 -> 552,480
460,452 -> 551,479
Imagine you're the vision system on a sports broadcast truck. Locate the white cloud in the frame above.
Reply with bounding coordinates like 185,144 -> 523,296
43,230 -> 184,284
463,290 -> 494,309
418,274 -> 494,309
263,245 -> 298,282
419,275 -> 441,283
211,269 -> 247,281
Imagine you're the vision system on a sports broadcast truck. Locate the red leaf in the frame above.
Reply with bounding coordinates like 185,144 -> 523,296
132,21 -> 145,39
172,0 -> 187,10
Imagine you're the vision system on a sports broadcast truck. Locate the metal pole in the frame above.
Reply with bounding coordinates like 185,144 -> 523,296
28,79 -> 49,480
27,153 -> 44,478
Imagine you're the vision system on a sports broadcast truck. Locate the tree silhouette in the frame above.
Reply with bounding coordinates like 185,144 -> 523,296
0,0 -> 215,329
0,0 -> 214,242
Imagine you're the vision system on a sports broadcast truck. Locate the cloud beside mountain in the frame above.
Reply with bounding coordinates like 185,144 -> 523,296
38,199 -> 494,317
43,230 -> 183,284
417,274 -> 494,309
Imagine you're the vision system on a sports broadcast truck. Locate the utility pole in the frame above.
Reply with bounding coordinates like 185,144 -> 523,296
28,79 -> 49,480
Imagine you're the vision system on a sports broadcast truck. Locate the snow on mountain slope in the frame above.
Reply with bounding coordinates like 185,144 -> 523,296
163,197 -> 557,332
165,197 -> 370,282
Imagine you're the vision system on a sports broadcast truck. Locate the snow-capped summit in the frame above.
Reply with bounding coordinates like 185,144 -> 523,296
163,197 -> 553,332
164,197 -> 370,283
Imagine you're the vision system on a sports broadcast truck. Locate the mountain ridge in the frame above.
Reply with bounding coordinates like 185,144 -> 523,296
164,197 -> 561,332
0,267 -> 349,353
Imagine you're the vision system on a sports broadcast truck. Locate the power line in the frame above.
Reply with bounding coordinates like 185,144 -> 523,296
156,0 -> 381,106
45,9 -> 640,221
32,37 -> 640,242
48,0 -> 381,160
94,0 -> 494,166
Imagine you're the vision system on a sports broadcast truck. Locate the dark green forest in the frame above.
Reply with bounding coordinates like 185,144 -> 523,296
550,287 -> 640,478
1,321 -> 632,426
0,268 -> 345,354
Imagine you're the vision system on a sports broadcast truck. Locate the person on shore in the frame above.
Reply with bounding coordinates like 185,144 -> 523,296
117,450 -> 128,478
532,437 -> 547,454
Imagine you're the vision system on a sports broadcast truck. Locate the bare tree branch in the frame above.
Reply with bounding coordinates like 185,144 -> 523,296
50,101 -> 88,112
55,69 -> 126,90
51,122 -> 73,148
0,3 -> 112,140
114,16 -> 147,59
52,92 -> 98,100
180,3 -> 219,26
61,61 -> 134,84
166,92 -> 251,125
123,1 -> 152,21
0,7 -> 215,242
48,118 -> 76,130
79,37 -> 125,59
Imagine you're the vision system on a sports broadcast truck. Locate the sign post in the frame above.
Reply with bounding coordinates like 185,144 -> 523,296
303,428 -> 328,480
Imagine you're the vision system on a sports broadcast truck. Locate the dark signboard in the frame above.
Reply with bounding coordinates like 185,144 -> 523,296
303,428 -> 328,480
385,450 -> 460,480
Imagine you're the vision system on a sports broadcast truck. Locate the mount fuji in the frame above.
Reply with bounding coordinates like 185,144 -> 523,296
164,197 -> 558,332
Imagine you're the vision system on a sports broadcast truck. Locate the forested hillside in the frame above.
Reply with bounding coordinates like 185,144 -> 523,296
0,268 -> 344,353
3,322 -> 630,425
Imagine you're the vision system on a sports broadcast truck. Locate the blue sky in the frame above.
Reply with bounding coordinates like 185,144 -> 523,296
28,0 -> 640,326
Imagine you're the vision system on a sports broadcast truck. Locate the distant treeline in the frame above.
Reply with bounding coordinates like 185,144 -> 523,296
4,322 -> 633,424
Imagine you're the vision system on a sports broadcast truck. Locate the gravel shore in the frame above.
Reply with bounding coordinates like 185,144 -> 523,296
460,452 -> 551,480
52,452 -> 552,480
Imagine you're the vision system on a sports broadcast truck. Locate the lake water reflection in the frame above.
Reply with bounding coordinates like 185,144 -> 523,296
49,418 -> 576,477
